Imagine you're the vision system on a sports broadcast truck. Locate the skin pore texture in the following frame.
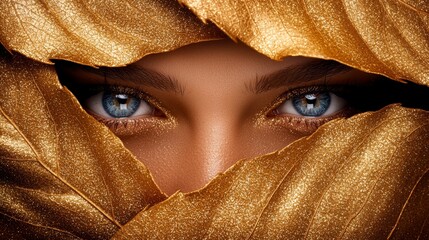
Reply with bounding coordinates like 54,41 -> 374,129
57,39 -> 385,195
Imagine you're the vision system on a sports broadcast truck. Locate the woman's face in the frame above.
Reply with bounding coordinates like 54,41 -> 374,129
57,39 -> 382,195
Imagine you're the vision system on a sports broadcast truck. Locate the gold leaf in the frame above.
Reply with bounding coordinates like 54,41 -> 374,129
0,51 -> 166,238
0,0 -> 223,66
180,0 -> 429,86
113,105 -> 429,239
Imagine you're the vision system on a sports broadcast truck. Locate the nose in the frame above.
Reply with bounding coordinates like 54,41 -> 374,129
159,105 -> 242,194
184,118 -> 238,191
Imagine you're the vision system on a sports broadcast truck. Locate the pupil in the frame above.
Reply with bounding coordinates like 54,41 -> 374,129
305,94 -> 317,101
102,92 -> 141,118
305,94 -> 317,105
116,94 -> 128,105
292,92 -> 331,117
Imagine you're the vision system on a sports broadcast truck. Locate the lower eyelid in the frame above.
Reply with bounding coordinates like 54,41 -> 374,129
263,107 -> 357,134
269,84 -> 352,119
91,113 -> 176,136
74,84 -> 176,135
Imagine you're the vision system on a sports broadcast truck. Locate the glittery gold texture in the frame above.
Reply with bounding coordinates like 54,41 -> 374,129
0,52 -> 166,238
111,105 -> 429,239
0,0 -> 223,66
0,0 -> 429,239
180,0 -> 429,86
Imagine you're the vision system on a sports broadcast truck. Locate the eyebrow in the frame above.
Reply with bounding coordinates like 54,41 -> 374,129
248,59 -> 353,93
78,64 -> 185,95
59,59 -> 350,96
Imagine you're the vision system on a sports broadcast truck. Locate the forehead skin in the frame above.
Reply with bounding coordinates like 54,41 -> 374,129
136,40 -> 309,92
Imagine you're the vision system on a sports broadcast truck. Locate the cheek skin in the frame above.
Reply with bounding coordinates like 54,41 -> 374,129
119,118 -> 305,195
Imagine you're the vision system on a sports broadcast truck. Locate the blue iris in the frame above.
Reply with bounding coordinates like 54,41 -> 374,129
102,92 -> 140,118
292,92 -> 331,116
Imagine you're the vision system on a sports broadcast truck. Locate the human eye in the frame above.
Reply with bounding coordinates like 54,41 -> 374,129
274,86 -> 347,117
77,85 -> 174,136
266,86 -> 358,133
85,86 -> 157,119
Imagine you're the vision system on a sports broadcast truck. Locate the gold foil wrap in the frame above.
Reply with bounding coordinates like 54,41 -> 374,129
0,0 -> 428,239
113,105 -> 429,239
0,52 -> 166,238
0,0 -> 223,66
180,0 -> 429,85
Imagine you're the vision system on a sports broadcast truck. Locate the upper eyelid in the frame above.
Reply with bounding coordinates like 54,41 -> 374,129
104,85 -> 150,98
77,84 -> 150,100
279,85 -> 340,101
106,85 -> 165,109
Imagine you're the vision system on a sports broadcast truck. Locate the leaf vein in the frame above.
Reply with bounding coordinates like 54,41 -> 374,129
0,211 -> 82,238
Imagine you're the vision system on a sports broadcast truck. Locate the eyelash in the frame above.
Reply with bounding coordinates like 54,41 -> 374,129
282,85 -> 338,99
263,85 -> 356,133
79,85 -> 149,101
79,85 -> 176,136
77,84 -> 357,135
